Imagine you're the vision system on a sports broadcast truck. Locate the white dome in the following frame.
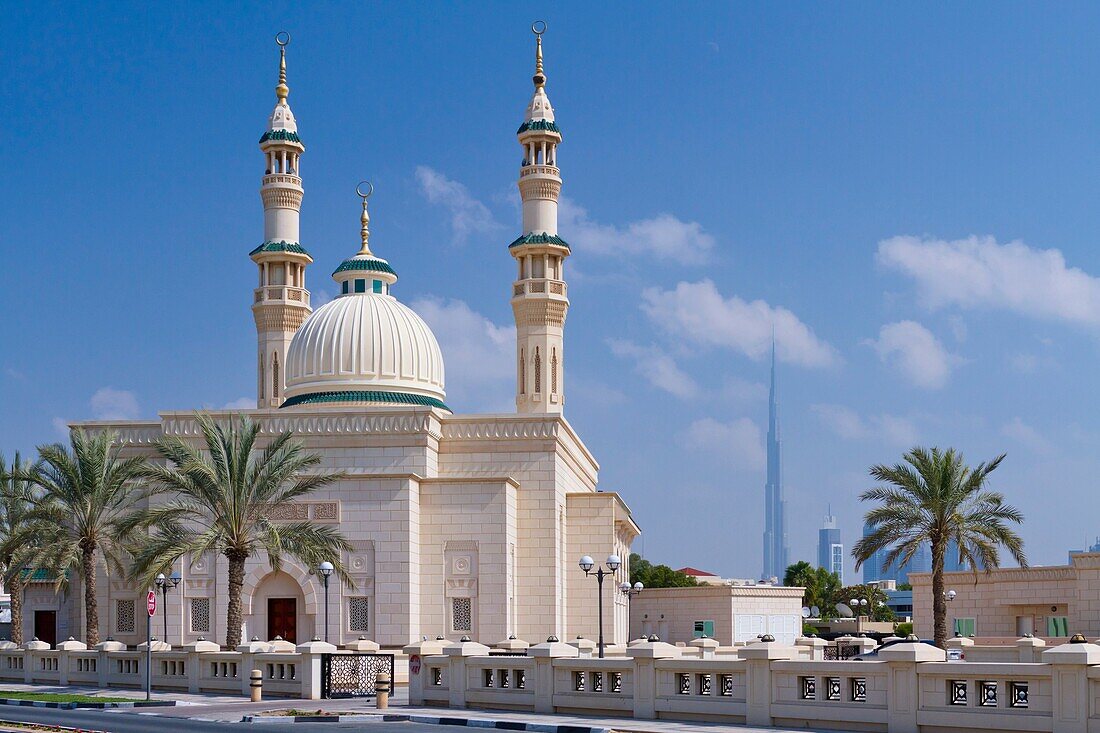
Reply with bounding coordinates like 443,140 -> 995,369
283,292 -> 446,409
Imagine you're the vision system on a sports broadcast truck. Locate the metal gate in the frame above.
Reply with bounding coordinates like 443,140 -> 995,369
320,653 -> 395,699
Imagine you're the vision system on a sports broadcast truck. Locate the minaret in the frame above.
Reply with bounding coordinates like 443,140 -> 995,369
763,341 -> 790,580
251,32 -> 312,408
511,22 -> 569,414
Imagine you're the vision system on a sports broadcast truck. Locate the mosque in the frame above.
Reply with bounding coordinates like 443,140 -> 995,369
26,28 -> 640,650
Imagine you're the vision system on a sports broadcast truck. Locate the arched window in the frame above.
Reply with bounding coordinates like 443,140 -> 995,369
272,352 -> 280,401
551,348 -> 558,395
519,349 -> 526,395
259,355 -> 265,401
534,347 -> 541,394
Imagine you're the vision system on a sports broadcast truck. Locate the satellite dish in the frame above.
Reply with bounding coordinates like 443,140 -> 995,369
836,602 -> 854,618
801,607 -> 811,619
810,606 -> 820,618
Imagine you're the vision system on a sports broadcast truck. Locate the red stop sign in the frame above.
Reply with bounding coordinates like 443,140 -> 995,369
147,590 -> 156,617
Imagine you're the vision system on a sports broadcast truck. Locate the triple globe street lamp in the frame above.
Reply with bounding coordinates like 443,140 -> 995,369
154,571 -> 181,646
578,553 -> 621,658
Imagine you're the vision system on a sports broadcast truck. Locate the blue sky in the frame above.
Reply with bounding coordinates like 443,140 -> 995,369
5,2 -> 1100,580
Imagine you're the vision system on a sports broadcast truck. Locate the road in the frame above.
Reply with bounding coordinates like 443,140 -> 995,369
0,706 -> 444,732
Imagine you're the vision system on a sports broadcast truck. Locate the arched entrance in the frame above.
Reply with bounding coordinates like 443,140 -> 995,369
248,570 -> 307,643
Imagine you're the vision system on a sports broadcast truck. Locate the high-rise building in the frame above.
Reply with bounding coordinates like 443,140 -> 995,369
763,343 -> 789,581
861,521 -> 931,585
818,508 -> 843,583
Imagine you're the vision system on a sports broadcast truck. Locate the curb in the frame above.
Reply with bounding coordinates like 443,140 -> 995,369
240,712 -> 610,732
0,719 -> 108,733
0,697 -> 177,710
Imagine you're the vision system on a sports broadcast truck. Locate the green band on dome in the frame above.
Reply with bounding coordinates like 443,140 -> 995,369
517,119 -> 561,135
281,390 -> 449,411
333,259 -> 397,276
260,129 -> 303,144
508,232 -> 570,250
250,240 -> 310,256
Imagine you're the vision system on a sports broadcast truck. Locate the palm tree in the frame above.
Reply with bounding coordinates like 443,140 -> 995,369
128,414 -> 352,649
0,453 -> 44,645
22,430 -> 149,646
852,447 -> 1027,648
783,561 -> 841,618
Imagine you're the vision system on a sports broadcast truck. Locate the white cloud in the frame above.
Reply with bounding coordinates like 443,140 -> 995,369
607,339 -> 699,399
866,321 -> 956,389
680,417 -> 765,471
720,375 -> 768,403
559,199 -> 715,264
90,387 -> 139,420
415,166 -> 503,244
878,235 -> 1100,326
640,280 -> 839,368
222,397 -> 255,411
411,297 -> 514,412
1009,353 -> 1040,374
947,315 -> 967,343
1001,417 -> 1053,454
811,404 -> 919,447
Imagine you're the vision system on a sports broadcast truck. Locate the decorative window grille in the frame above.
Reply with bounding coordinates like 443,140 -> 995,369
534,348 -> 541,393
826,677 -> 841,701
432,667 -> 443,686
1010,681 -> 1028,708
499,669 -> 509,688
551,349 -> 558,394
574,671 -> 585,692
451,598 -> 472,632
116,599 -> 136,634
950,680 -> 968,705
980,681 -> 998,707
349,597 -> 370,632
483,669 -> 494,688
801,676 -> 816,700
516,669 -> 526,689
678,673 -> 691,695
611,672 -> 623,693
592,671 -> 603,692
190,598 -> 211,633
851,677 -> 867,702
720,674 -> 734,696
697,674 -> 712,695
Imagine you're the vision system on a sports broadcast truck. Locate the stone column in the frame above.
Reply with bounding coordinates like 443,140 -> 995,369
493,635 -> 530,654
878,638 -> 945,733
444,638 -> 491,709
528,637 -> 579,714
739,637 -> 797,727
295,639 -> 337,700
21,639 -> 48,684
795,636 -> 826,660
625,639 -> 682,720
689,636 -> 719,659
183,639 -> 219,693
1016,635 -> 1046,663
566,636 -> 596,658
403,637 -> 450,705
94,639 -> 125,687
236,638 -> 273,696
944,635 -> 974,660
1042,637 -> 1100,733
55,638 -> 86,686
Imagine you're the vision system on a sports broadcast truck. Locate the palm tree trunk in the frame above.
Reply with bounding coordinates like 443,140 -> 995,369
931,539 -> 947,649
9,573 -> 23,646
226,552 -> 247,649
82,547 -> 99,646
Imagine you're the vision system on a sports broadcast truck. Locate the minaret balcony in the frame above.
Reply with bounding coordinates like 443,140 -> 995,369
519,164 -> 560,179
254,286 -> 310,306
262,173 -> 303,188
512,278 -> 567,298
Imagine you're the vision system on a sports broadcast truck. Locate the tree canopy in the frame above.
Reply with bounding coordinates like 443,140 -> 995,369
629,553 -> 698,588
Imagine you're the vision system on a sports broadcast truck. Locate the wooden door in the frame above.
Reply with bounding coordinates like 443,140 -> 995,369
33,611 -> 56,648
267,598 -> 296,643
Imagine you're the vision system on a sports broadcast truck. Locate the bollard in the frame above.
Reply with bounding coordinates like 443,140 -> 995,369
375,671 -> 391,709
250,668 -> 262,702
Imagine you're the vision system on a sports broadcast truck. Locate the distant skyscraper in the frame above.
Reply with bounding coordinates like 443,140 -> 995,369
818,508 -> 843,583
763,343 -> 789,581
862,521 -> 931,585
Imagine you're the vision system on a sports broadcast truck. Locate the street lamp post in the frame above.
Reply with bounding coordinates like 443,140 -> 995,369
154,571 -> 181,647
318,561 -> 334,643
618,581 -> 643,640
578,554 -> 621,658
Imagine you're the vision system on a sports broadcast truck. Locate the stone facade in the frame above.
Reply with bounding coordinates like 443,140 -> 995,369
629,585 -> 804,646
908,553 -> 1100,640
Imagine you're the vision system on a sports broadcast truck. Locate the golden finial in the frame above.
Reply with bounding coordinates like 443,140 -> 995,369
531,21 -> 547,89
275,31 -> 291,103
356,181 -> 374,254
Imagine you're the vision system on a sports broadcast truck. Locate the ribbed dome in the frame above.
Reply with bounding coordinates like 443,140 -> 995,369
283,292 -> 446,408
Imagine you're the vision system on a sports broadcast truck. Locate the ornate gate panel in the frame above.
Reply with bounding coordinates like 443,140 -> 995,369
320,653 -> 395,698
